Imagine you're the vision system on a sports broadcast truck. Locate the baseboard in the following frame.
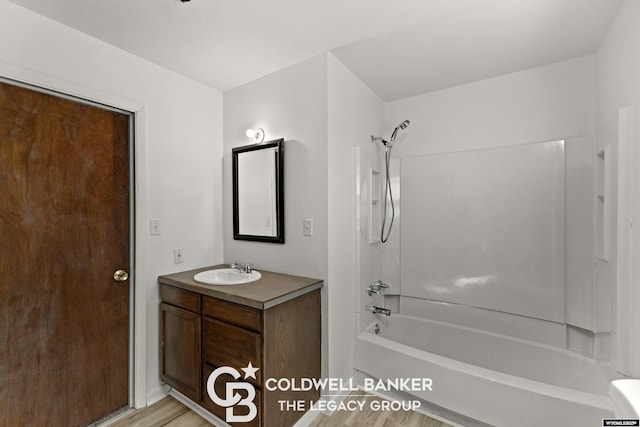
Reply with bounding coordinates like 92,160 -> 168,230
146,384 -> 170,407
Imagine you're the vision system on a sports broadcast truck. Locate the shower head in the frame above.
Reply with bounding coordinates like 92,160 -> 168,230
389,119 -> 410,143
371,119 -> 410,149
398,120 -> 410,130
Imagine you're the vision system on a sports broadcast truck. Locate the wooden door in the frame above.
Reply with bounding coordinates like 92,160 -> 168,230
0,81 -> 131,426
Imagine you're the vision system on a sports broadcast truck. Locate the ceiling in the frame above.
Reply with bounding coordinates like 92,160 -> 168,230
9,0 -> 623,101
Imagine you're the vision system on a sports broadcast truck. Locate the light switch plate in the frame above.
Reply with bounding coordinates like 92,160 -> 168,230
303,219 -> 313,236
150,219 -> 161,236
174,248 -> 183,264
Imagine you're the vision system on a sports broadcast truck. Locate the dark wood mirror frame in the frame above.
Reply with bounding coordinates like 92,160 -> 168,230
232,139 -> 284,243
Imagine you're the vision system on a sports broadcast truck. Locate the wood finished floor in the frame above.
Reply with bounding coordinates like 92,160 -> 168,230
307,393 -> 453,427
109,394 -> 453,427
108,397 -> 212,427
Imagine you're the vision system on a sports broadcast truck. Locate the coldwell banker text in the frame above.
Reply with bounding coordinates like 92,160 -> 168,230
267,377 -> 433,413
265,377 -> 434,393
279,397 -> 423,413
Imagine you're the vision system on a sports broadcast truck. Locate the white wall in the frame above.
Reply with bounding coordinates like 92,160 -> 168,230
0,0 -> 224,404
223,54 -> 330,379
327,53 -> 385,381
223,53 -> 386,386
386,55 -> 596,158
385,56 -> 598,348
596,0 -> 640,374
223,54 -> 328,280
597,0 -> 640,130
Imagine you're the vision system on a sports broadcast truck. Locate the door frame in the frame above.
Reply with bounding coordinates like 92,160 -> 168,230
0,65 -> 148,409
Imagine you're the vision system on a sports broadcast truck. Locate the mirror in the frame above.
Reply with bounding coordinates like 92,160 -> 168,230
232,139 -> 284,243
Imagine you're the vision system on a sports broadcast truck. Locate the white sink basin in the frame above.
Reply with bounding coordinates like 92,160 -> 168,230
193,268 -> 261,286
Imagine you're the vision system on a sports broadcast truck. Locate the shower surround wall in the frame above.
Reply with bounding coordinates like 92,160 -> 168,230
376,55 -> 604,356
402,140 -> 565,322
597,0 -> 640,378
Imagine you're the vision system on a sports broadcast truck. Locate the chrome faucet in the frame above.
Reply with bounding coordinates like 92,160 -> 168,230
368,306 -> 391,316
366,280 -> 389,296
230,261 -> 253,274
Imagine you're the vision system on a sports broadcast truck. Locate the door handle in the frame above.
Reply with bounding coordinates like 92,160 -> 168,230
113,269 -> 129,282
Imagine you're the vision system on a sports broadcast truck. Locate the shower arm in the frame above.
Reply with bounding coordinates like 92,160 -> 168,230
371,135 -> 388,146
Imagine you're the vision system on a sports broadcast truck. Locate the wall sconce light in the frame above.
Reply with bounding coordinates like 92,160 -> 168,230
245,128 -> 265,144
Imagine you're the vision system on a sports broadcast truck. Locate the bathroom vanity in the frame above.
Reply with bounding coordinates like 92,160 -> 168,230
158,265 -> 322,427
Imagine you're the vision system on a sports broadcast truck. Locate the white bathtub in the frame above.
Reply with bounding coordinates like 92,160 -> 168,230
355,314 -> 619,427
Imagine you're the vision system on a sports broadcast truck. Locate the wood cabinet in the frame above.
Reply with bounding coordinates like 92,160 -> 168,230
159,302 -> 201,402
159,284 -> 203,402
159,267 -> 322,427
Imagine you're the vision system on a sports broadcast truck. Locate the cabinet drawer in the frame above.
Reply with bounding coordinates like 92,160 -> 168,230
160,284 -> 200,312
204,318 -> 261,384
203,296 -> 261,332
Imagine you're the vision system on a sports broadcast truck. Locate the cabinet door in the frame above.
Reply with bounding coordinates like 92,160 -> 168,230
160,303 -> 201,401
204,318 -> 262,384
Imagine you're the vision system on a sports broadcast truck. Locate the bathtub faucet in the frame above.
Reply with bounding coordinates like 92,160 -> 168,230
368,306 -> 391,316
366,280 -> 389,296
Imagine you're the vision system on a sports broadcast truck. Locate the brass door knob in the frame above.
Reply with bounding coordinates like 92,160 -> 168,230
113,269 -> 129,282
